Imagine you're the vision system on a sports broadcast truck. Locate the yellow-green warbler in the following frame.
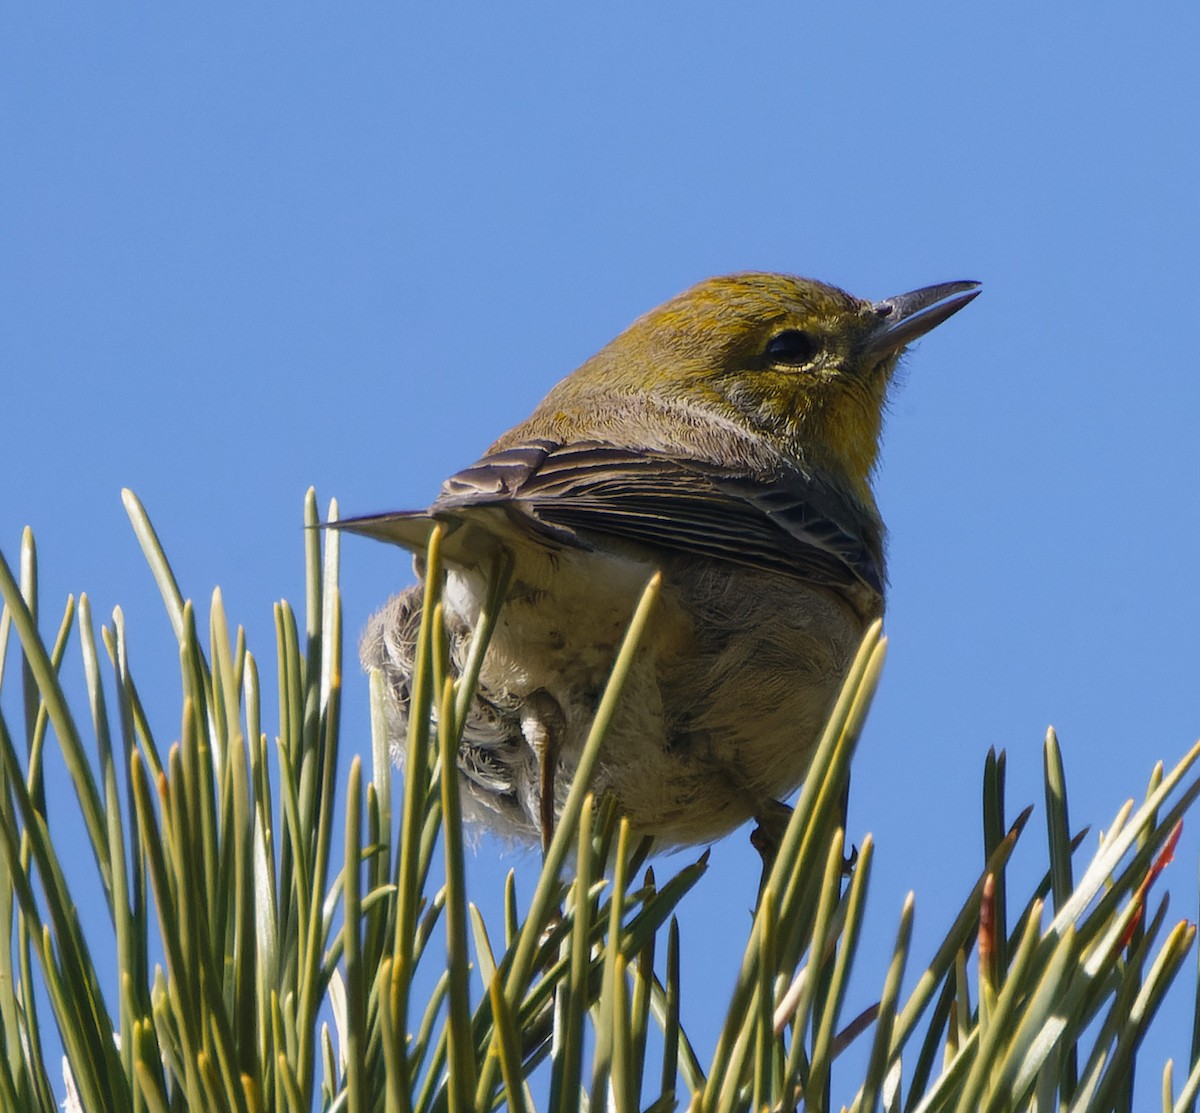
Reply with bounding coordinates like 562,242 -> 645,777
342,273 -> 979,849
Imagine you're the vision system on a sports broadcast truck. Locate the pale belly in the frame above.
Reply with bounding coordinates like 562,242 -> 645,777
442,540 -> 869,847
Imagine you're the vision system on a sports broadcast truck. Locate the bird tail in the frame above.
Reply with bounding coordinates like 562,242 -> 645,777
329,510 -> 439,552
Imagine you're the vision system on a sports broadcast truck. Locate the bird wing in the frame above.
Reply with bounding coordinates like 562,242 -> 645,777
342,439 -> 883,597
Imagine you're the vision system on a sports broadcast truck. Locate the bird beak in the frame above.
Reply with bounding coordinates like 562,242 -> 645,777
865,280 -> 981,357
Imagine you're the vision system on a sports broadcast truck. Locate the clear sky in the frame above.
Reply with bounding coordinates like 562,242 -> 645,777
4,4 -> 1200,1105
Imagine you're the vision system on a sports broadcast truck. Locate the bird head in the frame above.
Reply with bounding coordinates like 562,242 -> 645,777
519,273 -> 979,503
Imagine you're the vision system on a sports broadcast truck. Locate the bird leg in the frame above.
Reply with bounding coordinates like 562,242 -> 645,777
751,800 -> 793,898
521,690 -> 567,855
751,775 -> 856,899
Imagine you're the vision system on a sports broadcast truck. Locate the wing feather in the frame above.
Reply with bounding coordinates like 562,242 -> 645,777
431,440 -> 884,596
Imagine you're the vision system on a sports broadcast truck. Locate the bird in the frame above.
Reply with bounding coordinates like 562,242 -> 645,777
340,272 -> 979,851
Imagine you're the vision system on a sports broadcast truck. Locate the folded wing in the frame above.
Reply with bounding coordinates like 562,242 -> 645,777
340,439 -> 884,601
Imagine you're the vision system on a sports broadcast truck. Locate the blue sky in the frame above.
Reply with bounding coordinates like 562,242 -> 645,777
3,3 -> 1200,1104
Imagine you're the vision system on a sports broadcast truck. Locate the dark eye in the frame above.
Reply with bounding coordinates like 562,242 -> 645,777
765,329 -> 820,365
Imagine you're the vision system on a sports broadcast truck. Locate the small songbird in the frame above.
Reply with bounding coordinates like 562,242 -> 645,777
342,273 -> 979,850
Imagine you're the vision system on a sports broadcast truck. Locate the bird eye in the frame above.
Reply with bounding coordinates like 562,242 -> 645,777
765,329 -> 819,366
